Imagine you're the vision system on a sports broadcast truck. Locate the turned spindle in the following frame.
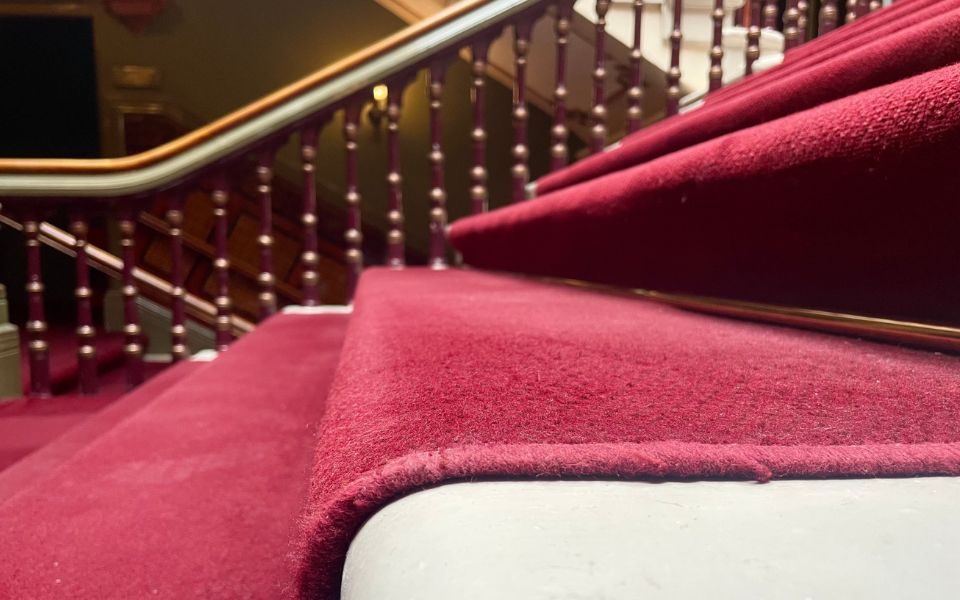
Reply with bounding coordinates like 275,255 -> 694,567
300,122 -> 332,298
70,214 -> 98,394
783,0 -> 801,50
211,176 -> 233,350
386,83 -> 406,267
845,0 -> 858,23
591,0 -> 611,151
117,208 -> 144,388
709,0 -> 724,92
796,0 -> 809,41
665,0 -> 683,116
343,103 -> 363,301
762,0 -> 778,28
819,0 -> 838,35
745,0 -> 761,76
552,2 -> 573,169
165,195 -> 188,362
428,61 -> 449,269
22,215 -> 49,396
511,19 -> 532,203
626,0 -> 645,133
470,40 -> 491,213
256,150 -> 277,319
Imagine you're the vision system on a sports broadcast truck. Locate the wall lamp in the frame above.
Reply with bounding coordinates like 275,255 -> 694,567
368,84 -> 389,128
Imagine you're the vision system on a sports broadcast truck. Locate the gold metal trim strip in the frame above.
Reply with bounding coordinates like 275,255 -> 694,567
537,274 -> 960,353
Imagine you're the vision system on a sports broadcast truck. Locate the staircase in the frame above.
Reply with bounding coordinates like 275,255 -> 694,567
2,0 -> 959,598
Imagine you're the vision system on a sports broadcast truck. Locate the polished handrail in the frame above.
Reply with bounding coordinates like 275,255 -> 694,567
0,0 -> 542,197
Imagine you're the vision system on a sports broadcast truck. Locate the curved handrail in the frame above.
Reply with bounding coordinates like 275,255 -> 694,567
0,0 -> 542,197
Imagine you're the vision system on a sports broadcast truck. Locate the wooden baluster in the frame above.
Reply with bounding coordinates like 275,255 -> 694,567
23,215 -> 50,397
591,0 -> 610,151
762,0 -> 778,28
783,0 -> 801,50
343,103 -> 363,301
709,0 -> 724,92
665,0 -> 683,116
512,19 -> 531,203
845,0 -> 858,23
386,82 -> 406,267
166,194 -> 188,362
796,0 -> 809,42
256,150 -> 277,319
627,0 -> 645,133
745,0 -> 761,76
117,208 -> 144,388
552,2 -> 572,169
470,40 -> 490,213
211,177 -> 233,350
856,0 -> 870,17
428,61 -> 449,269
819,0 -> 838,35
69,215 -> 97,394
300,125 -> 324,296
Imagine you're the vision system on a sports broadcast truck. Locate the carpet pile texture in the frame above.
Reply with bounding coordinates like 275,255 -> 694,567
0,360 -> 199,501
707,0 -> 943,104
296,268 -> 960,599
0,314 -> 349,598
535,0 -> 960,195
451,62 -> 960,325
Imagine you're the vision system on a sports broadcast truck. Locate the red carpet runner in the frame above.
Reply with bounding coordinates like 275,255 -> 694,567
0,314 -> 349,599
451,62 -> 960,325
296,268 -> 960,598
534,0 -> 960,195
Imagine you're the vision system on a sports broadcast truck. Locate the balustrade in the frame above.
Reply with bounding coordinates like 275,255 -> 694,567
0,0 -> 872,395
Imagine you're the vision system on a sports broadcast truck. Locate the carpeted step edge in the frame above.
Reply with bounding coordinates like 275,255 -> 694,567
0,359 -> 209,504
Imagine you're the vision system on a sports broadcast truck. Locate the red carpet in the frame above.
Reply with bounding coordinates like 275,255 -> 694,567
0,313 -> 349,599
451,62 -> 960,326
0,360 -> 169,472
0,360 -> 198,502
296,268 -> 960,598
535,0 -> 960,195
708,0 -> 943,104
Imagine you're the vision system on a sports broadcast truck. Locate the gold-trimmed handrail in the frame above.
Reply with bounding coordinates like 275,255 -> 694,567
0,0 -> 532,178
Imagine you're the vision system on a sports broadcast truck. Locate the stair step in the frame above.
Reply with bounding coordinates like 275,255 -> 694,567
0,359 -> 173,474
0,359 -> 206,503
0,312 -> 349,598
455,59 -> 960,326
295,268 -> 960,598
536,2 -> 960,195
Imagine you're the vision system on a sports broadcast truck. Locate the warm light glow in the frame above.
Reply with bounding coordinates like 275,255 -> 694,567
372,84 -> 388,102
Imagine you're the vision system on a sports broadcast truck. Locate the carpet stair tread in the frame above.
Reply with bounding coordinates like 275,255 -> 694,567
0,359 -> 207,503
0,313 -> 350,599
295,267 -> 960,598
